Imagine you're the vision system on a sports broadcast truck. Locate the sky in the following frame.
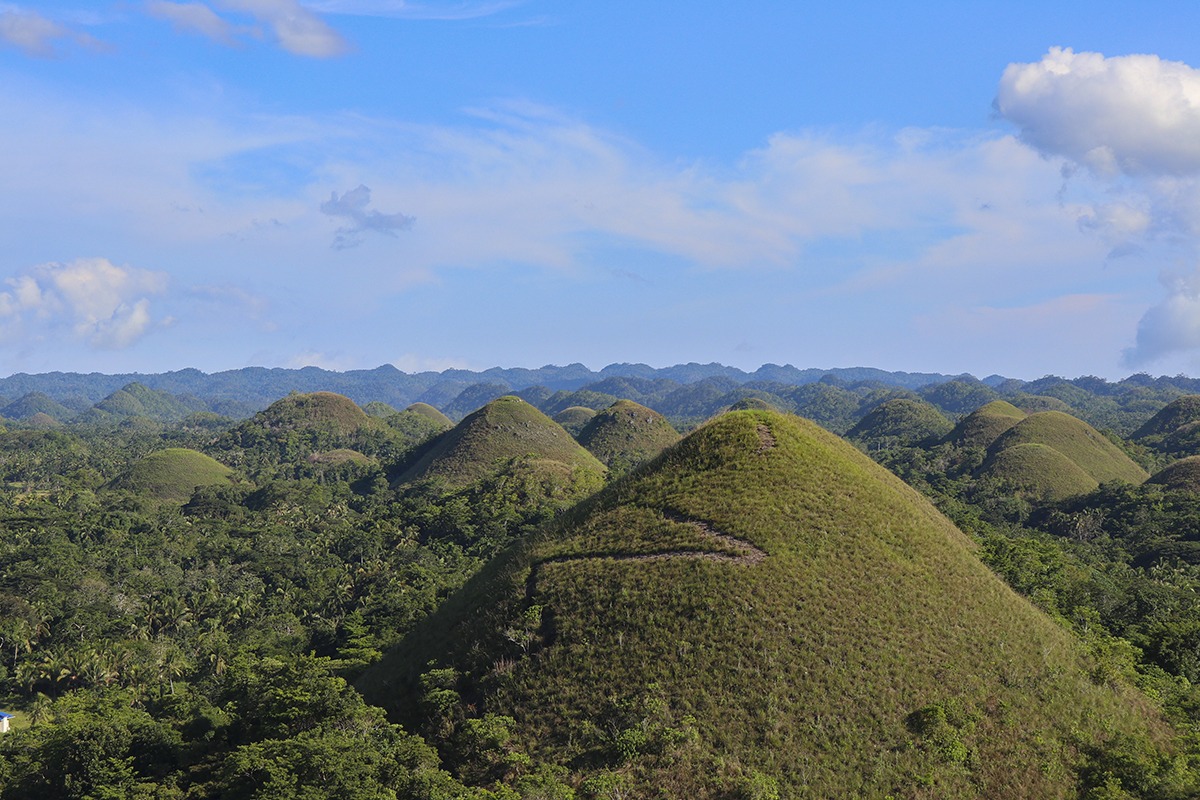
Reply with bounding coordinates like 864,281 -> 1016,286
4,2 -> 1200,380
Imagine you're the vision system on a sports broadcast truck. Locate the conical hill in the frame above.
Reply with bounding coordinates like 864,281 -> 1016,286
1148,455 -> 1200,493
105,448 -> 235,503
392,396 -> 605,489
984,411 -> 1148,487
403,402 -> 453,428
576,399 -> 679,472
1134,395 -> 1200,456
252,391 -> 375,436
552,406 -> 596,437
847,397 -> 951,448
943,399 -> 1026,449
361,410 -> 1165,798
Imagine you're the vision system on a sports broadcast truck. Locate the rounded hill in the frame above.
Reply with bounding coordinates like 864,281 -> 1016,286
943,400 -> 1026,449
392,396 -> 605,489
979,442 -> 1099,501
552,406 -> 596,437
846,398 -> 951,448
1148,456 -> 1200,492
576,400 -> 679,472
253,391 -> 374,436
362,410 -> 1165,797
1134,395 -> 1200,456
403,402 -> 453,428
988,411 -> 1148,486
106,448 -> 235,503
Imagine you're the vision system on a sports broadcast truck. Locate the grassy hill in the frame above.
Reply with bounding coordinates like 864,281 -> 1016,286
1133,395 -> 1200,456
251,391 -> 375,436
403,402 -> 453,428
552,406 -> 596,437
980,442 -> 1101,501
943,400 -> 1027,449
986,411 -> 1148,487
847,398 -> 952,449
1,392 -> 75,423
361,410 -> 1166,798
89,382 -> 209,423
1148,456 -> 1200,492
105,448 -> 235,502
576,400 -> 679,473
392,396 -> 605,489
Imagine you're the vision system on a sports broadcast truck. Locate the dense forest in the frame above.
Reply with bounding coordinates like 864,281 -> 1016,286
3,368 -> 1200,797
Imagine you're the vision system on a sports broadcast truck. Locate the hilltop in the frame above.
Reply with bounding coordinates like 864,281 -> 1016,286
361,410 -> 1166,797
1134,395 -> 1200,457
846,397 -> 952,449
392,396 -> 605,489
105,448 -> 236,503
575,400 -> 679,473
943,400 -> 1027,450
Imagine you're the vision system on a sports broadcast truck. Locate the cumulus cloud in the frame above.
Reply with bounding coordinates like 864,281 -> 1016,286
320,185 -> 415,249
0,259 -> 168,349
0,6 -> 97,56
998,48 -> 1200,367
997,47 -> 1200,177
144,0 -> 347,57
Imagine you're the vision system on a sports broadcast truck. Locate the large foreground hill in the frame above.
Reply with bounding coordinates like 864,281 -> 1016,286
361,410 -> 1166,798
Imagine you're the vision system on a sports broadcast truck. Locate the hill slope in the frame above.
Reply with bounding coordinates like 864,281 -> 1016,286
106,448 -> 235,502
362,410 -> 1164,798
943,400 -> 1027,449
1134,395 -> 1200,456
576,400 -> 679,473
846,397 -> 952,448
393,396 -> 605,489
986,411 -> 1148,487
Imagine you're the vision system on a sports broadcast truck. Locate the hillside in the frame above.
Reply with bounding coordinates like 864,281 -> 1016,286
980,442 -> 1101,501
846,397 -> 952,449
105,448 -> 236,502
361,410 -> 1166,797
984,411 -> 1148,488
552,406 -> 596,437
575,400 -> 679,473
1134,395 -> 1200,456
392,396 -> 605,489
1,392 -> 75,423
1148,456 -> 1200,492
943,400 -> 1027,449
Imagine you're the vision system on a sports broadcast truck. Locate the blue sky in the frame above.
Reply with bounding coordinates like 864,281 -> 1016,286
3,2 -> 1200,380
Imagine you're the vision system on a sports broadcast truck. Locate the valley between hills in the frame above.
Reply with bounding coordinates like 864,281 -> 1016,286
4,365 -> 1200,797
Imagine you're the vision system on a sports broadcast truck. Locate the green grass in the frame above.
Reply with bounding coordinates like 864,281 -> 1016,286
105,447 -> 236,502
1134,396 -> 1200,457
576,400 -> 679,472
552,406 -> 596,437
255,391 -> 376,436
989,411 -> 1148,486
980,442 -> 1099,501
943,400 -> 1026,449
362,410 -> 1167,798
393,396 -> 606,489
1148,455 -> 1200,492
404,402 -> 453,428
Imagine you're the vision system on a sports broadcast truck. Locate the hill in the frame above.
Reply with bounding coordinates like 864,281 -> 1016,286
250,391 -> 374,436
361,410 -> 1166,797
392,396 -> 605,489
846,398 -> 952,449
1133,395 -> 1200,456
552,406 -> 596,437
980,442 -> 1101,501
88,382 -> 209,423
105,448 -> 235,502
943,400 -> 1027,449
575,400 -> 679,473
403,402 -> 453,428
985,411 -> 1148,488
1,392 -> 75,423
1148,456 -> 1200,492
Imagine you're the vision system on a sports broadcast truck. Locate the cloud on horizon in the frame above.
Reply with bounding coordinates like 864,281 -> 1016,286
0,258 -> 169,349
997,47 -> 1200,368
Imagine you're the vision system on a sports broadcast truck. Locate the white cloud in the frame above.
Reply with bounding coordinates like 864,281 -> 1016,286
306,0 -> 521,19
217,0 -> 347,57
998,48 -> 1200,367
0,259 -> 168,349
0,6 -> 96,56
146,1 -> 239,44
997,47 -> 1200,177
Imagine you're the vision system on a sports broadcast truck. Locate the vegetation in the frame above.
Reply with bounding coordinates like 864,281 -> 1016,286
104,448 -> 237,503
575,400 -> 678,475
